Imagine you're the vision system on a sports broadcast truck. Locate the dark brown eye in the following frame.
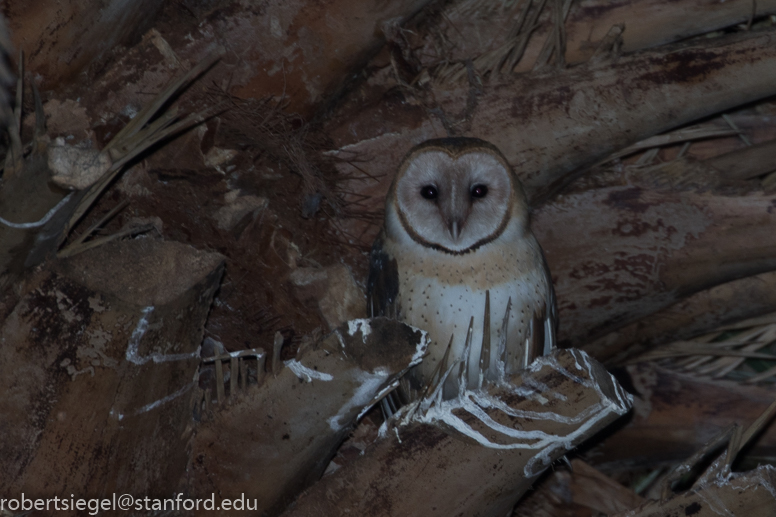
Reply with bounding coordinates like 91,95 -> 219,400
471,184 -> 488,199
420,185 -> 438,200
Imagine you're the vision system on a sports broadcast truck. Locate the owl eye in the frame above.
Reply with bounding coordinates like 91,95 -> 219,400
420,185 -> 438,200
471,184 -> 488,199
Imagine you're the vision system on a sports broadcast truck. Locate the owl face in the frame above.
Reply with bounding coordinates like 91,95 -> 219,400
388,138 -> 527,254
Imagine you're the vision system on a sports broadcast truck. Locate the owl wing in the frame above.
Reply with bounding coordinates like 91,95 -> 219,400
367,231 -> 400,319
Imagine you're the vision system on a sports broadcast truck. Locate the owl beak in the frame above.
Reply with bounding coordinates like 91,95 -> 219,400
448,219 -> 463,241
442,187 -> 469,241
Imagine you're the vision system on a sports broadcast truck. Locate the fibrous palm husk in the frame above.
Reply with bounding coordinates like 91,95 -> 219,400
0,239 -> 223,501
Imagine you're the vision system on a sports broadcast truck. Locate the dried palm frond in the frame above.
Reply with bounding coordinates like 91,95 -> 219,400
430,0 -> 550,86
207,88 -> 340,216
58,51 -> 225,256
0,15 -> 14,130
630,315 -> 776,383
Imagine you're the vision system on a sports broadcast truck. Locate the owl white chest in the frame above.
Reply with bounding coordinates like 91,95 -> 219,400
387,236 -> 549,395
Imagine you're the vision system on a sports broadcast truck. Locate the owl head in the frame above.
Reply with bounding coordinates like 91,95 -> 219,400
385,137 -> 529,254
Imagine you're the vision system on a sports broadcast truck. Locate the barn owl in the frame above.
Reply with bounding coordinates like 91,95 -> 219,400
367,137 -> 557,401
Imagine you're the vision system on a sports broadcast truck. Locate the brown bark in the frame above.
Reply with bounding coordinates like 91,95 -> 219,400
210,0 -> 433,115
6,0 -> 164,88
587,363 -> 776,471
540,137 -> 776,361
612,464 -> 776,516
462,31 -> 776,200
567,459 -> 645,515
0,53 -> 223,296
0,239 -> 223,503
599,113 -> 776,167
708,138 -> 776,181
531,185 -> 776,348
0,152 -> 69,290
567,0 -> 775,58
404,0 -> 776,74
512,458 -> 644,516
20,0 -> 433,116
4,1 -> 776,513
189,318 -> 428,516
603,397 -> 776,516
328,28 -> 776,247
0,15 -> 12,127
586,272 -> 776,365
281,349 -> 631,517
347,0 -> 776,122
594,134 -> 776,193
